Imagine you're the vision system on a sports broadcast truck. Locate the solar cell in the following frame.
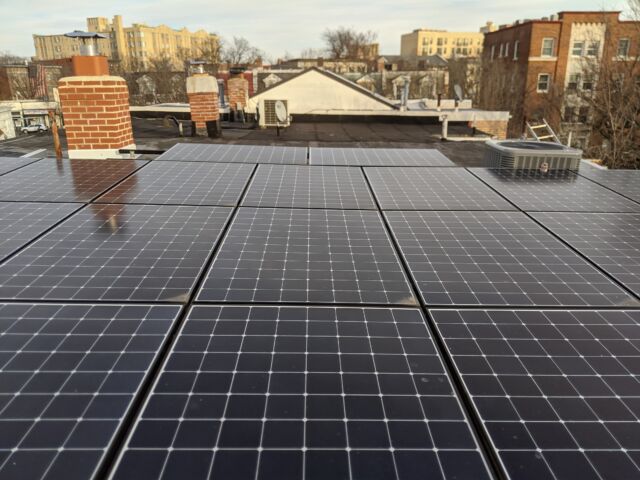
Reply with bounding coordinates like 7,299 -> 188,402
365,167 -> 516,211
532,212 -> 640,297
0,159 -> 146,203
470,169 -> 640,212
242,165 -> 376,209
97,161 -> 254,206
0,302 -> 181,480
0,157 -> 40,176
310,148 -> 455,166
576,166 -> 640,204
197,208 -> 417,305
113,305 -> 492,480
0,202 -> 80,262
385,210 -> 637,307
156,144 -> 307,165
0,204 -> 232,302
431,308 -> 640,480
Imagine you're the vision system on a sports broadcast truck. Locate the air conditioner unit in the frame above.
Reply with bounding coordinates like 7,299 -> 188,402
485,139 -> 582,171
261,99 -> 290,128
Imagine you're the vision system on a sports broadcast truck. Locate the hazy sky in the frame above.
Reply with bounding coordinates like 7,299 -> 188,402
1,0 -> 625,60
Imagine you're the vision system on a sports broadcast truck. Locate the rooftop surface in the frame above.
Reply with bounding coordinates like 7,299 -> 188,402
0,145 -> 639,480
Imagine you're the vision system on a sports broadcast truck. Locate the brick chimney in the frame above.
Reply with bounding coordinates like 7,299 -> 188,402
227,74 -> 249,114
58,57 -> 134,159
186,73 -> 220,137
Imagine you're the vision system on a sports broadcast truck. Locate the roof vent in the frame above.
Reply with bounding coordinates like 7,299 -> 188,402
485,140 -> 583,171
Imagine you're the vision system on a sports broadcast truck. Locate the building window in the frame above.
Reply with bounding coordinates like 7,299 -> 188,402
617,38 -> 630,57
587,41 -> 600,56
567,73 -> 581,90
437,38 -> 443,46
537,73 -> 551,92
563,106 -> 575,122
541,38 -> 555,57
572,41 -> 584,56
505,43 -> 509,58
491,45 -> 495,60
578,106 -> 590,123
499,43 -> 504,57
582,75 -> 594,91
513,40 -> 519,59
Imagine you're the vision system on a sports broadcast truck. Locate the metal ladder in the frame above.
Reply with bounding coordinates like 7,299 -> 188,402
526,118 -> 561,143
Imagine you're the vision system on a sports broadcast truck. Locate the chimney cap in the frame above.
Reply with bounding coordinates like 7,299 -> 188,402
64,30 -> 108,39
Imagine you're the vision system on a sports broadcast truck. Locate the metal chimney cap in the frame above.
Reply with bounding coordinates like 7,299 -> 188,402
64,30 -> 108,39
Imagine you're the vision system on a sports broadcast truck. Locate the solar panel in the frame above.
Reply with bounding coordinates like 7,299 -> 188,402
242,165 -> 376,210
576,166 -> 640,204
0,202 -> 80,262
310,148 -> 456,166
0,157 -> 40,176
0,159 -> 147,203
385,210 -> 637,307
112,305 -> 493,480
156,144 -> 307,165
532,212 -> 640,297
470,169 -> 640,213
365,167 -> 516,211
0,204 -> 232,302
0,302 -> 181,480
431,308 -> 640,480
97,161 -> 254,206
197,208 -> 417,305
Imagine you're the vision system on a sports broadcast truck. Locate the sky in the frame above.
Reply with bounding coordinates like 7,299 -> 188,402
0,0 -> 626,60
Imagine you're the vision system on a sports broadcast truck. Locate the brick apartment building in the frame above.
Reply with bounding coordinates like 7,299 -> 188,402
479,11 -> 639,148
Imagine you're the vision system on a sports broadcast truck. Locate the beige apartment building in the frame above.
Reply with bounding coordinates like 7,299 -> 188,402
401,22 -> 496,58
33,15 -> 218,68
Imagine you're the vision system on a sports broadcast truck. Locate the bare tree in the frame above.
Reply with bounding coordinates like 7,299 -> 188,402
0,51 -> 26,65
299,48 -> 324,59
222,37 -> 263,66
322,27 -> 378,59
575,2 -> 640,167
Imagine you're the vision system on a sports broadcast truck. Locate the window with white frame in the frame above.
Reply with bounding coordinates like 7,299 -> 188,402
587,41 -> 600,56
541,38 -> 555,57
617,38 -> 630,57
513,40 -> 519,59
537,73 -> 551,92
499,43 -> 504,57
505,43 -> 509,58
491,45 -> 495,60
582,75 -> 594,91
567,73 -> 581,90
572,41 -> 584,56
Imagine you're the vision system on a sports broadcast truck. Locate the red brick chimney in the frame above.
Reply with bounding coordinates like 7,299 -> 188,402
186,73 -> 220,137
227,74 -> 249,113
58,57 -> 134,159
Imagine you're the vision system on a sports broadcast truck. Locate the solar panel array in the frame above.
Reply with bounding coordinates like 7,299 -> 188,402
310,147 -> 455,166
470,169 -> 640,213
243,165 -> 376,209
157,144 -> 308,165
576,166 -> 640,204
2,143 -> 640,480
0,156 -> 40,176
431,309 -> 640,480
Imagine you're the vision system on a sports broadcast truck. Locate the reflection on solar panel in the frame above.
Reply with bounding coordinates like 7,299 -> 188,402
470,169 -> 640,212
0,205 -> 232,302
156,144 -> 307,165
365,167 -> 516,211
0,202 -> 80,262
532,212 -> 640,297
386,211 -> 637,307
0,303 -> 181,480
97,161 -> 254,206
0,159 -> 146,203
310,148 -> 455,166
197,208 -> 416,305
113,305 -> 492,480
431,309 -> 640,480
0,157 -> 40,176
576,166 -> 640,204
243,165 -> 376,210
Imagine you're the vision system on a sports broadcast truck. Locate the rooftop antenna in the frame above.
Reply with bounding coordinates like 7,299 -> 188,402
64,31 -> 107,56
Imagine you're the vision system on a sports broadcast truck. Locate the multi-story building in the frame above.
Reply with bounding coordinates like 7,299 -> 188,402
400,23 -> 495,58
480,11 -> 639,147
33,15 -> 218,69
